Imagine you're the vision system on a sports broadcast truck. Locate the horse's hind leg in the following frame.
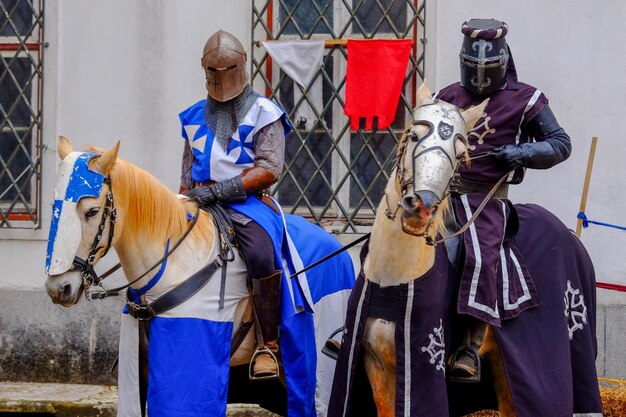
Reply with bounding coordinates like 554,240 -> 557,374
363,318 -> 397,417
480,326 -> 516,417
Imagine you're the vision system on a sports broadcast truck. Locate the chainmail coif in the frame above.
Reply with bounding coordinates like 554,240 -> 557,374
205,84 -> 258,149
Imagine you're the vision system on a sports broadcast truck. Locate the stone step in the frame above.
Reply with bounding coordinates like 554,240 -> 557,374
0,382 -> 278,416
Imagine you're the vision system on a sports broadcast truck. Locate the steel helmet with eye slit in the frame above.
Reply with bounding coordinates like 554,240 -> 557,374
201,30 -> 248,102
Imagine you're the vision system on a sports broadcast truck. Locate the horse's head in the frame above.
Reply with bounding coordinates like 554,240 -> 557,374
396,82 -> 488,237
45,136 -> 120,306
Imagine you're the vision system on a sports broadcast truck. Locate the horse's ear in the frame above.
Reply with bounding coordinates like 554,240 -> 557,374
460,98 -> 489,133
89,141 -> 120,176
415,80 -> 432,108
57,135 -> 73,160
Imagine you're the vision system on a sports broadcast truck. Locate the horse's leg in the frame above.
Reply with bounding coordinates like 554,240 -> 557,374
480,325 -> 516,417
363,318 -> 397,417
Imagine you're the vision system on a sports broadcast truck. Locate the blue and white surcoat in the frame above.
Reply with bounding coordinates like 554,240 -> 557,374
179,96 -> 291,183
169,98 -> 355,417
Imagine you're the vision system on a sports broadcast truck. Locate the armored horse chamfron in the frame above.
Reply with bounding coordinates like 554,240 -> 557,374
328,82 -> 602,417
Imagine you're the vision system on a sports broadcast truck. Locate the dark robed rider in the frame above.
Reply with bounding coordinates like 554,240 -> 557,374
179,29 -> 291,379
435,19 -> 572,383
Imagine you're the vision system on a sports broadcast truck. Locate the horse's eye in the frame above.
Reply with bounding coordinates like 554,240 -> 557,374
85,208 -> 100,219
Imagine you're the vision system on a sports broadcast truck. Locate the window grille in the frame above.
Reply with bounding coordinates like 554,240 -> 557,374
0,0 -> 44,229
252,0 -> 426,233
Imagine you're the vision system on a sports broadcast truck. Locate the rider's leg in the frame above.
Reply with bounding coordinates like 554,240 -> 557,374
449,318 -> 487,382
233,219 -> 282,379
449,197 -> 506,383
251,271 -> 282,378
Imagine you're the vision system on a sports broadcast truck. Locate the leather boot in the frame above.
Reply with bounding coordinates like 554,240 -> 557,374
250,271 -> 282,380
449,320 -> 487,383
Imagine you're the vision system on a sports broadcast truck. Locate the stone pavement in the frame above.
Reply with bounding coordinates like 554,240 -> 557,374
0,382 -> 278,416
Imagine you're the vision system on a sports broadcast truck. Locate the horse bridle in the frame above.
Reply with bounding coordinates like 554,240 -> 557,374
386,114 -> 466,233
71,176 -> 117,290
387,103 -> 509,246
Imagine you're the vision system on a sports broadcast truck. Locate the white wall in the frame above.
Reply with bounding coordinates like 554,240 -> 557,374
0,0 -> 252,289
426,1 -> 626,303
55,0 -> 252,188
2,0 -> 625,304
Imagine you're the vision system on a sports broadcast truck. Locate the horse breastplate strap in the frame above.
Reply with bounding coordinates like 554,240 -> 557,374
126,258 -> 222,320
368,282 -> 400,321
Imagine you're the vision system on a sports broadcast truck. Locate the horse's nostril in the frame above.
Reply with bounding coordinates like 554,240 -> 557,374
401,195 -> 419,213
414,190 -> 439,210
60,283 -> 73,302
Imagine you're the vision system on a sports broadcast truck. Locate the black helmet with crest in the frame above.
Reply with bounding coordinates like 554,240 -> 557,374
459,19 -> 509,95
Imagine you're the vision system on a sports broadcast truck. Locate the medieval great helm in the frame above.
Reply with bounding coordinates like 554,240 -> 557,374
459,19 -> 509,95
201,30 -> 248,102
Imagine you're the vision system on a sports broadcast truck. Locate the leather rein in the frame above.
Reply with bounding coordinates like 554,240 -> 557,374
71,176 -> 207,301
72,175 -> 362,303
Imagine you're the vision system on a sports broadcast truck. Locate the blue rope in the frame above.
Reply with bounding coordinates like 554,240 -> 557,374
577,212 -> 626,231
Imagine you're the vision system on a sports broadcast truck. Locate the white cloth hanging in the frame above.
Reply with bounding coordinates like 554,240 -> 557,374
263,40 -> 325,130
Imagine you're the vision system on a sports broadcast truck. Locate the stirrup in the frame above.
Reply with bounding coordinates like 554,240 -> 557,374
249,346 -> 280,381
448,345 -> 481,383
322,326 -> 344,360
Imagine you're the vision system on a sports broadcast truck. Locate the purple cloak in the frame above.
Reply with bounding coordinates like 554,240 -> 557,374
328,203 -> 602,417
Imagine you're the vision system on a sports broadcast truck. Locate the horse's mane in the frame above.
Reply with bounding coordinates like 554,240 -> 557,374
88,146 -> 211,243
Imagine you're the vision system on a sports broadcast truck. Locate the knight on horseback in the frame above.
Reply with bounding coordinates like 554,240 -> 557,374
436,19 -> 573,383
178,29 -> 291,380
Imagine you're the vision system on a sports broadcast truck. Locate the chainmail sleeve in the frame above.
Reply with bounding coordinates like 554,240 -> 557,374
180,141 -> 194,190
253,119 -> 286,179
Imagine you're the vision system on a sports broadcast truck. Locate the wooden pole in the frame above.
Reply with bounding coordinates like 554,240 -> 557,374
256,38 -> 413,48
576,136 -> 598,237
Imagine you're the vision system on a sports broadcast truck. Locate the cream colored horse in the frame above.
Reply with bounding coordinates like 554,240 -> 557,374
45,135 -> 356,416
45,136 -> 259,365
360,83 -> 515,416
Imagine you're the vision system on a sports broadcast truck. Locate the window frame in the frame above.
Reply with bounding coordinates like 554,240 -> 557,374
253,0 -> 426,232
0,0 -> 44,229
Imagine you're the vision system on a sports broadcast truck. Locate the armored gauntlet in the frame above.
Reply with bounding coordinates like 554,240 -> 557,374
493,104 -> 571,170
186,176 -> 247,206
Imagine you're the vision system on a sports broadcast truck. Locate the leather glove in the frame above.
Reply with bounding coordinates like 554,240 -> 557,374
185,176 -> 247,207
493,135 -> 570,171
492,143 -> 531,170
494,103 -> 572,171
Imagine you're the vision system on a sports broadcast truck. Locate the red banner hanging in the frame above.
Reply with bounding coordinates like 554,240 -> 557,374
344,39 -> 413,130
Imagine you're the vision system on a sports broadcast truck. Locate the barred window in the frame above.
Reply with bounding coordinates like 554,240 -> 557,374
252,0 -> 426,232
0,0 -> 44,229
